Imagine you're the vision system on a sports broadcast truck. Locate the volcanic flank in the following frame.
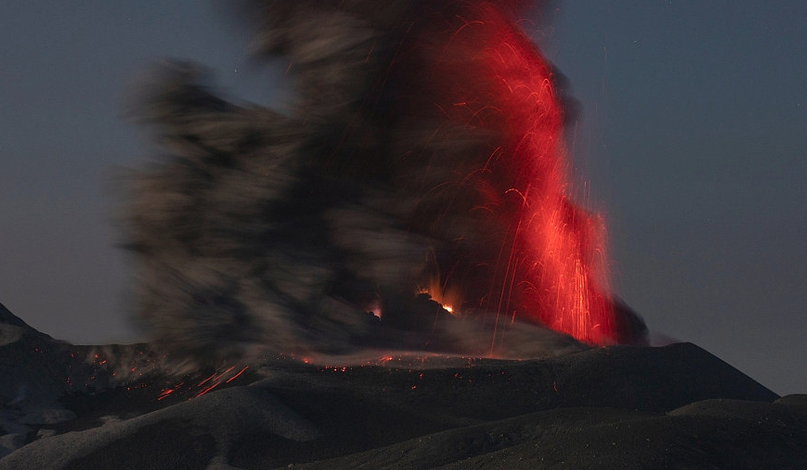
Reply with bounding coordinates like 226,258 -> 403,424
2,302 -> 806,469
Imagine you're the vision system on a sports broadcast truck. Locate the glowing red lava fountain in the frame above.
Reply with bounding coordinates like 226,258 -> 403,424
411,2 -> 623,345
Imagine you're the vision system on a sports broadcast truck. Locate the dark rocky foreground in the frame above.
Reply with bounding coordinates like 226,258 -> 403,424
2,302 -> 806,469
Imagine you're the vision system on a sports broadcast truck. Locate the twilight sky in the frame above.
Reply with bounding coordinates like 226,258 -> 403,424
1,1 -> 805,395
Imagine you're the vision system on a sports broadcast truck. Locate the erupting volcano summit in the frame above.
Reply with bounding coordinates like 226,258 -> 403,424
122,0 -> 645,363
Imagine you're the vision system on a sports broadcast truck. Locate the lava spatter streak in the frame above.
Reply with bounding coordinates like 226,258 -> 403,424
157,365 -> 250,401
422,2 -> 617,345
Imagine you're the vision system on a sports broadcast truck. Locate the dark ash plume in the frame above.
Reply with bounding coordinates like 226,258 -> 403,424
121,0 -> 644,365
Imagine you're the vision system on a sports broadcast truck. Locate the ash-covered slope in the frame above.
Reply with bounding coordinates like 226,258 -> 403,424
0,303 -> 164,458
0,304 -> 166,404
3,303 -> 805,469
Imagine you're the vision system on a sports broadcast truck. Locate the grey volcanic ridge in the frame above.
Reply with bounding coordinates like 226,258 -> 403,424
1,302 -> 806,469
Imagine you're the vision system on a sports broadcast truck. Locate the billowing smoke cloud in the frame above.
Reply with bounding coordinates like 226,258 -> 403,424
121,0 -> 645,365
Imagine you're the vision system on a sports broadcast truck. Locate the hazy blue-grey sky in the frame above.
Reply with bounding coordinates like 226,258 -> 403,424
1,1 -> 805,394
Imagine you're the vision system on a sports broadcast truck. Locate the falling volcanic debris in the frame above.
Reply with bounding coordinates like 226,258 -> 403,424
122,0 -> 646,364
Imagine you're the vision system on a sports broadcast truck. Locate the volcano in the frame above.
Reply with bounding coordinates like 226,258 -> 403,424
4,1 -> 806,468
2,302 -> 806,469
